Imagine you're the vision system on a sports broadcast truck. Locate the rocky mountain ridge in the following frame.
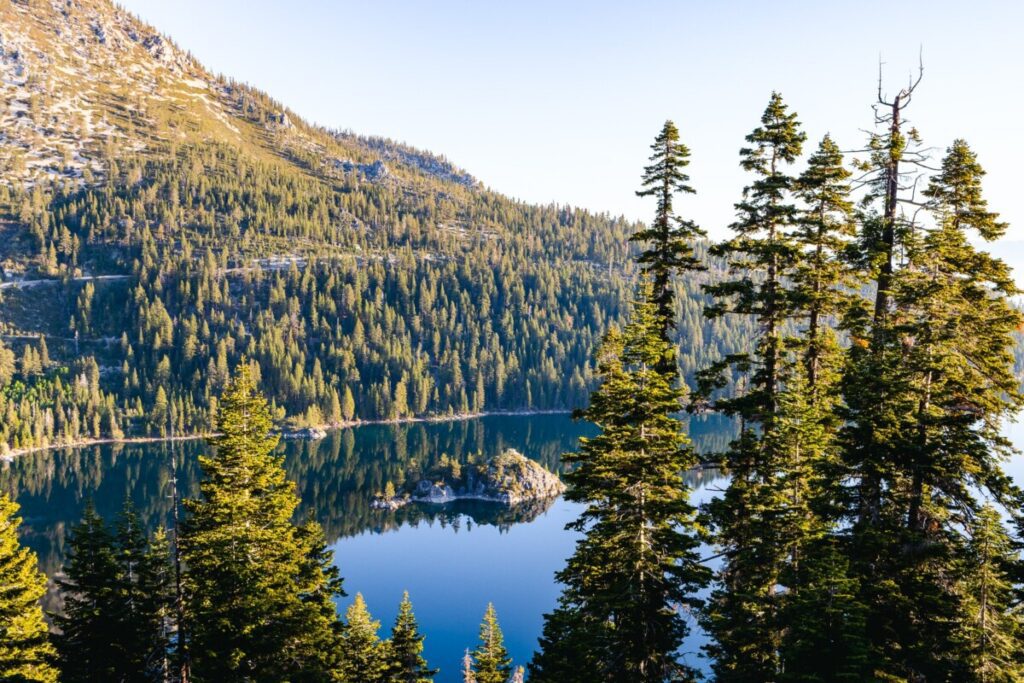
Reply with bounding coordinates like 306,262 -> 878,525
0,0 -> 475,195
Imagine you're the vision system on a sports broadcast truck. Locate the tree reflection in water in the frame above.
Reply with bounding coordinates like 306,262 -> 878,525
1,413 -> 735,611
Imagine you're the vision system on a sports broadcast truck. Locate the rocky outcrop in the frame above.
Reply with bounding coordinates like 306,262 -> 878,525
331,158 -> 389,182
282,426 -> 327,440
372,449 -> 564,509
370,495 -> 409,511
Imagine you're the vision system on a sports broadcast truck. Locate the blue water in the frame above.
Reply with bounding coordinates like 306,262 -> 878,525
334,498 -> 582,679
0,411 -> 733,681
7,411 -> 1020,680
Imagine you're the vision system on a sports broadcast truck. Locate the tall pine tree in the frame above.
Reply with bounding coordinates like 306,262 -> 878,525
632,120 -> 705,333
530,282 -> 709,682
771,364 -> 869,681
704,91 -> 805,416
841,119 -> 1023,676
54,502 -> 122,682
55,503 -> 173,683
111,507 -> 173,681
181,363 -> 345,681
0,493 -> 57,683
792,133 -> 856,392
701,92 -> 806,680
959,505 -> 1024,682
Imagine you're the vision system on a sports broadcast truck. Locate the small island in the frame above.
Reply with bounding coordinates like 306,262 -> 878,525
372,449 -> 565,510
282,426 -> 328,440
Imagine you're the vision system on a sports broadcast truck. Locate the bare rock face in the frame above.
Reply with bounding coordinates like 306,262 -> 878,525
467,449 -> 565,504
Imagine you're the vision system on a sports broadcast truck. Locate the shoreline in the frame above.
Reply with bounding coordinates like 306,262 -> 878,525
0,409 -> 574,462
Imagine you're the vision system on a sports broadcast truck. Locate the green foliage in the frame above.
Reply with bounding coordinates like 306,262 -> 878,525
0,137 -> 645,450
0,128 -> 758,453
693,87 -> 1024,682
0,493 -> 57,683
339,593 -> 388,683
53,502 -> 121,681
471,603 -> 512,683
54,502 -> 172,682
703,91 -> 806,417
386,591 -> 436,683
701,92 -> 809,680
841,135 -> 1023,680
5,19 -> 1024,678
773,365 -> 869,681
792,134 -> 857,388
180,363 -> 345,681
632,120 -> 705,328
531,283 -> 709,682
0,356 -> 121,454
958,505 -> 1024,682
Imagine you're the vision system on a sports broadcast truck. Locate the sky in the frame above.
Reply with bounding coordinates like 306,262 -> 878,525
117,0 -> 1024,258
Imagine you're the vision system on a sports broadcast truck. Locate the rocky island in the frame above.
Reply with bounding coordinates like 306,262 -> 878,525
372,449 -> 565,510
282,426 -> 328,440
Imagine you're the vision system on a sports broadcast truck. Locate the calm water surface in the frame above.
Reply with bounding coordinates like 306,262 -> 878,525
0,411 -> 831,680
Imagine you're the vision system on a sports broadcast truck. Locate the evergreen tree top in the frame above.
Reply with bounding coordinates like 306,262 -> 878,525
636,120 -> 697,201
472,603 -> 512,683
924,139 -> 1008,241
212,361 -> 279,456
389,590 -> 438,682
741,91 -> 807,173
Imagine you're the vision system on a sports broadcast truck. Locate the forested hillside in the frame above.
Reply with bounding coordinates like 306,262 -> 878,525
0,0 -> 753,453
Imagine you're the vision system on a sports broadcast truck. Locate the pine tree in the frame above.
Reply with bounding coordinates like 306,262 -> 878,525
343,386 -> 356,422
461,649 -> 476,683
897,139 -> 1021,533
471,603 -> 511,683
110,506 -> 173,681
55,503 -> 174,682
841,128 -> 1023,676
959,505 -> 1024,682
0,493 -> 57,683
889,139 -> 1021,676
701,426 -> 782,680
54,502 -> 121,682
771,365 -> 868,681
181,363 -> 345,681
527,603 -> 601,683
781,146 -> 858,668
700,92 -> 806,680
386,591 -> 436,683
530,283 -> 709,682
339,593 -> 388,683
792,134 -> 856,391
704,91 -> 806,416
632,120 -> 705,332
295,516 -> 347,677
840,76 -> 928,585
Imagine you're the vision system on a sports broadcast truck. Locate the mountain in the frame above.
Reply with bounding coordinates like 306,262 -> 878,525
0,0 -> 752,454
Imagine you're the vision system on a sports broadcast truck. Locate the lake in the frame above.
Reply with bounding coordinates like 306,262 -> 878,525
0,411 -> 846,680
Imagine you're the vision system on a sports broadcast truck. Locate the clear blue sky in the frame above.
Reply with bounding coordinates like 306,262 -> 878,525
118,0 -> 1024,252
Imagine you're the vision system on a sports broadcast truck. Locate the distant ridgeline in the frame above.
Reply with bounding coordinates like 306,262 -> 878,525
0,0 -> 756,453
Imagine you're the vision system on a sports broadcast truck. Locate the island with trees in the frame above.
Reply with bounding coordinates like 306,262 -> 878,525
371,449 -> 565,510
